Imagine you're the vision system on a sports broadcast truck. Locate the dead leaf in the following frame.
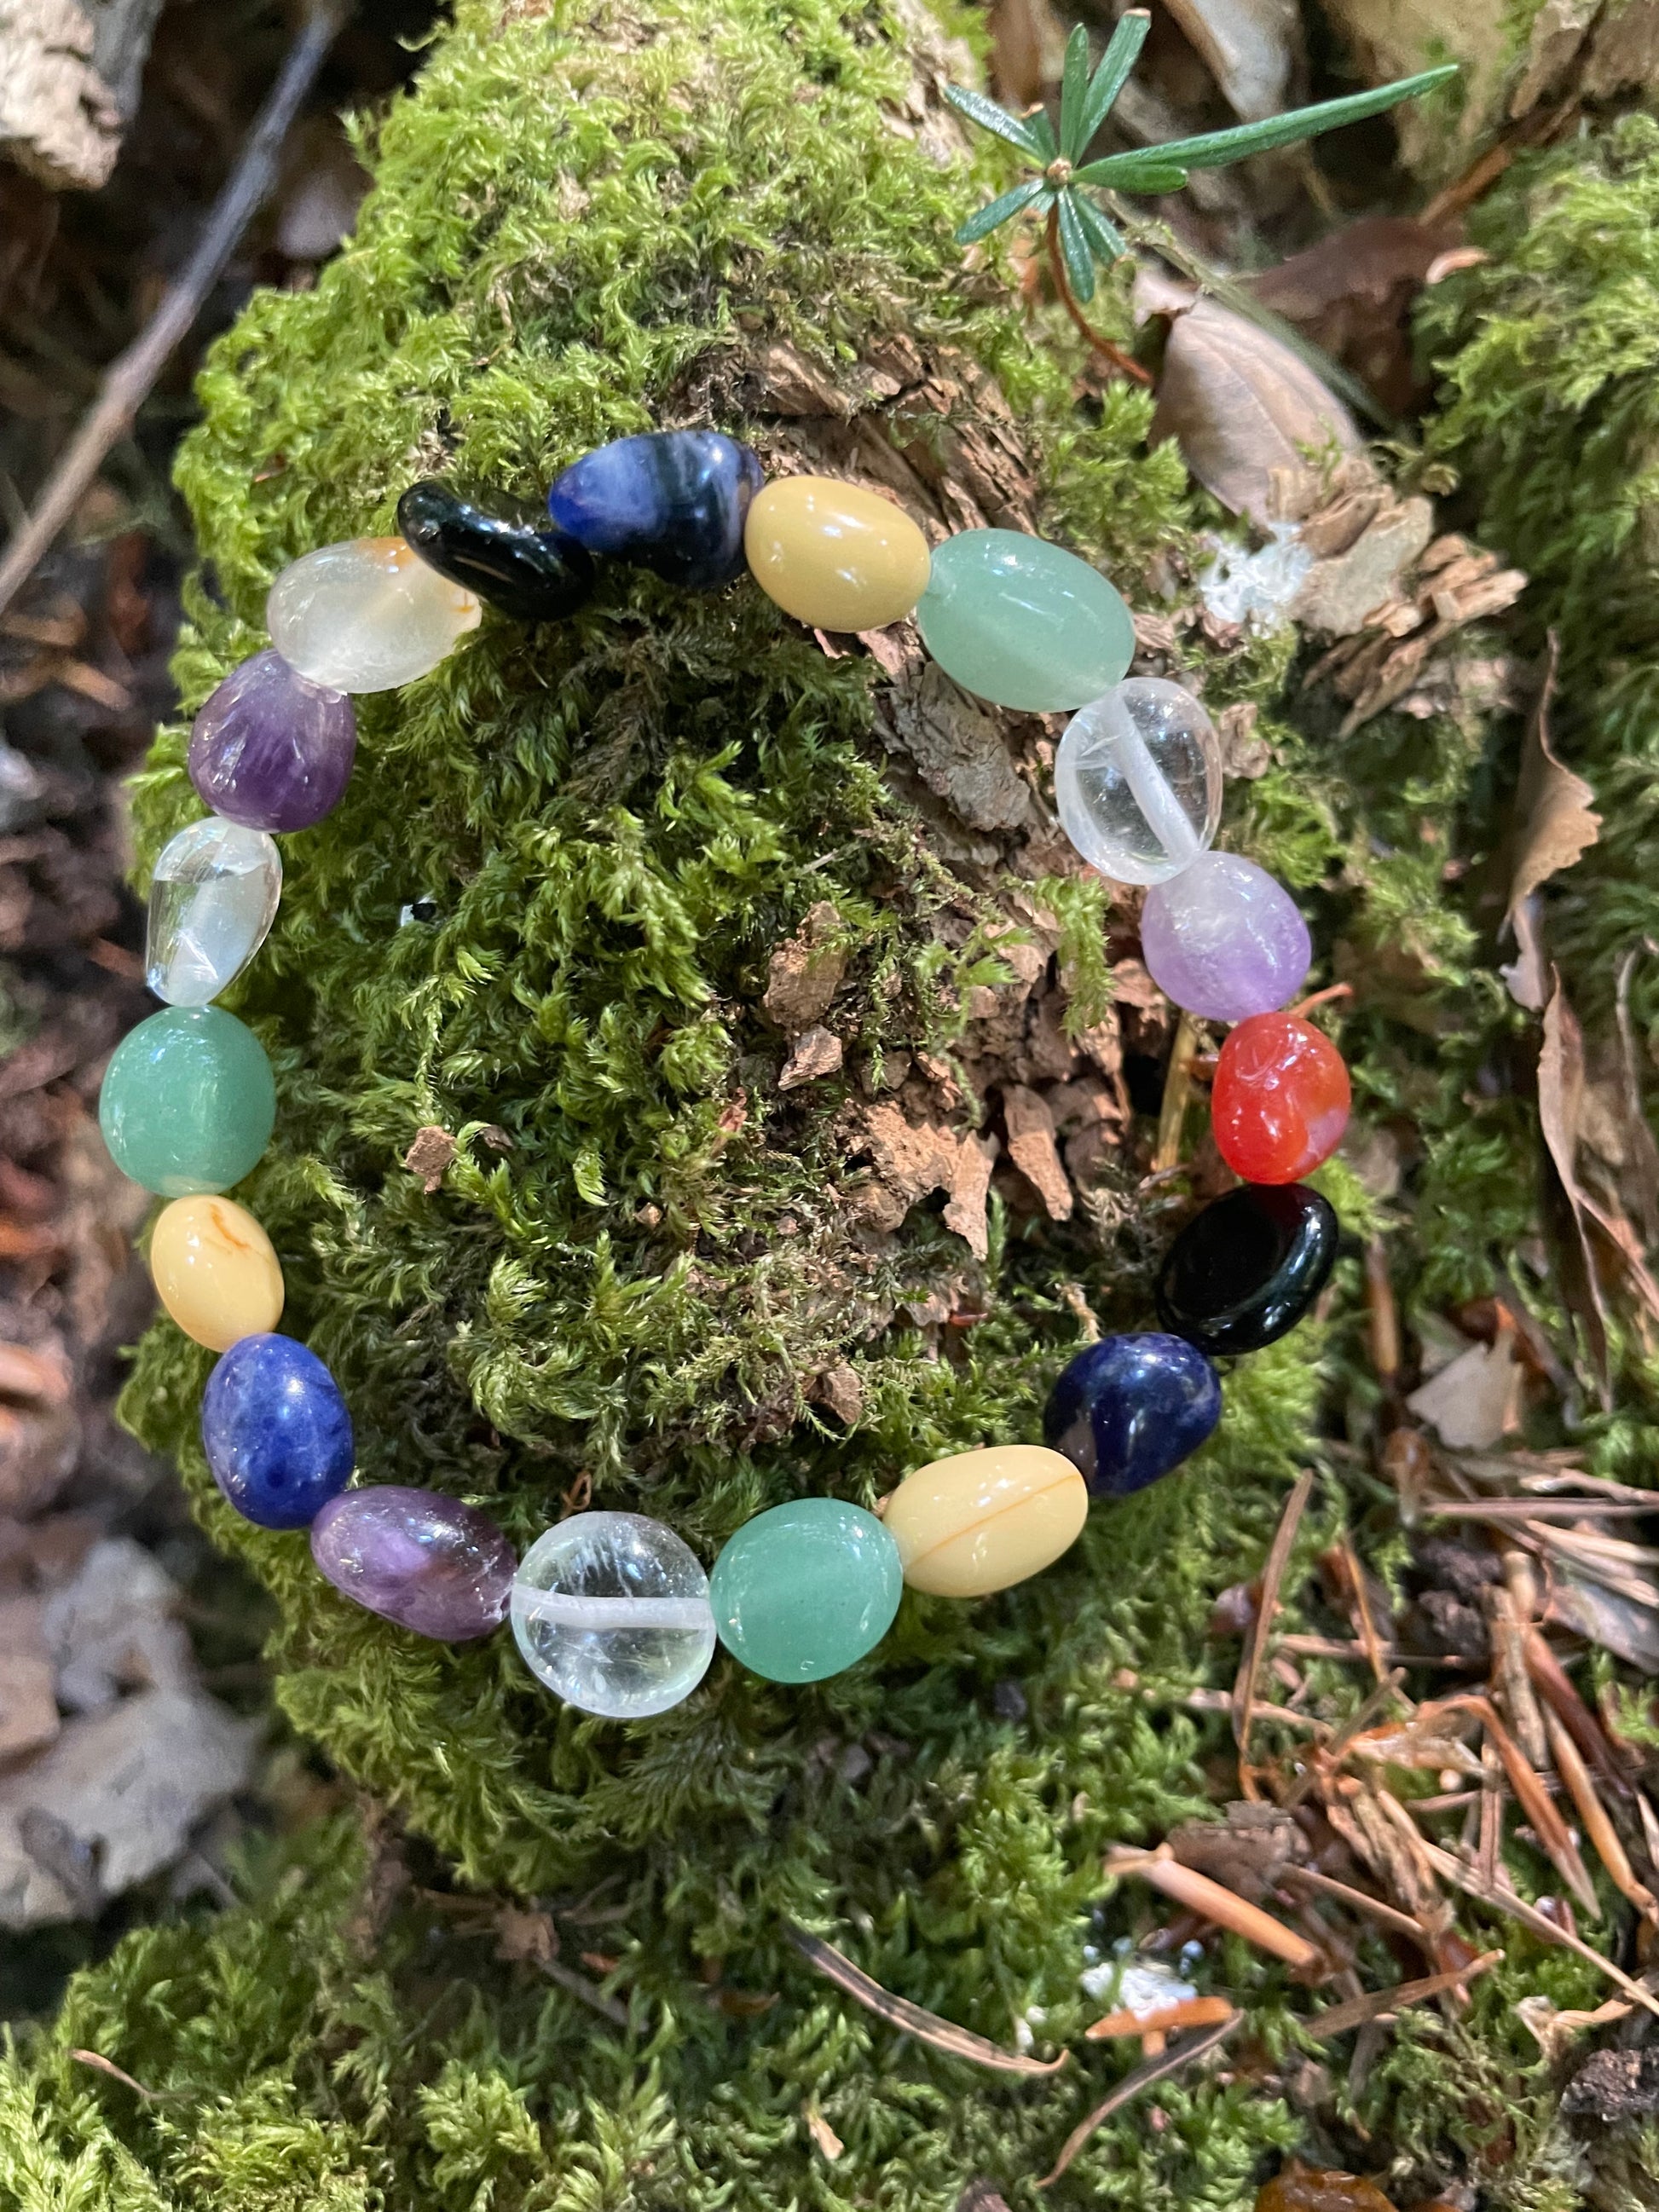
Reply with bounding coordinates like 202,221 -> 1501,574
1500,643 -> 1599,1010
1161,0 -> 1300,120
786,1923 -> 1066,2075
780,1025 -> 844,1089
1404,1328 -> 1525,1449
987,0 -> 1064,107
1546,1571 -> 1659,1673
1145,292 -> 1365,529
1251,217 -> 1464,413
403,1126 -> 456,1193
762,903 -> 845,1032
1539,977 -> 1614,1406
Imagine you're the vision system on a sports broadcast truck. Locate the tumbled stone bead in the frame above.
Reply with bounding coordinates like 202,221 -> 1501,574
1140,852 -> 1310,1022
743,476 -> 932,632
201,1331 -> 354,1529
883,1445 -> 1088,1597
1043,1333 -> 1222,1498
709,1499 -> 902,1683
146,817 -> 281,1006
149,1193 -> 284,1352
1155,1183 -> 1338,1355
511,1510 -> 715,1718
547,430 -> 764,589
1055,679 -> 1223,886
99,1006 -> 276,1197
266,536 -> 481,693
188,650 -> 357,832
913,529 -> 1134,712
311,1486 -> 516,1640
1212,1013 -> 1350,1185
396,480 -> 596,623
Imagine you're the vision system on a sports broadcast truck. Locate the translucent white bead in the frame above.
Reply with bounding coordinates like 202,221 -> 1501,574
1054,679 -> 1223,887
266,535 -> 482,694
511,1511 -> 716,1719
146,819 -> 281,1006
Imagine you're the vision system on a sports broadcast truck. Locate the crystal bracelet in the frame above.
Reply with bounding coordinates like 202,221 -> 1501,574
103,427 -> 1350,1719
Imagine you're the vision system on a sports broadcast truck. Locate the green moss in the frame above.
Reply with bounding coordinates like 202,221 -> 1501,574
23,3 -> 1659,2205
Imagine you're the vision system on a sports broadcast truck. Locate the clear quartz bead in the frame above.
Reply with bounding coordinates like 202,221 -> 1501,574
511,1510 -> 715,1719
146,819 -> 281,1006
1054,679 -> 1223,886
266,535 -> 482,694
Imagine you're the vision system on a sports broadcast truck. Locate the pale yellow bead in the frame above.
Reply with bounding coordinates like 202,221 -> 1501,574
744,476 -> 931,632
149,1195 -> 284,1351
883,1445 -> 1088,1597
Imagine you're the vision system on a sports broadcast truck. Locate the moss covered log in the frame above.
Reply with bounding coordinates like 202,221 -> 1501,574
9,3 -> 1659,2208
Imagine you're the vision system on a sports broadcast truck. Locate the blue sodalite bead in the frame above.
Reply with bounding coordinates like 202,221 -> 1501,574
1043,1331 -> 1222,1497
201,1331 -> 355,1529
546,430 -> 765,589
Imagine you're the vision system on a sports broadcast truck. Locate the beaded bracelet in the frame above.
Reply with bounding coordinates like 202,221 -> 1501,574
101,427 -> 1350,1720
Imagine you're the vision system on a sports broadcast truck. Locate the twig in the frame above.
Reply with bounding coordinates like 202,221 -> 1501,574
1042,205 -> 1153,386
1543,1708 -> 1658,1926
1416,1836 -> 1659,2019
0,2 -> 350,620
1276,1865 -> 1431,1946
1282,1668 -> 1407,1811
1524,1630 -> 1630,1799
1037,2017 -> 1239,2188
1309,1951 -> 1504,2038
540,1956 -> 631,2029
1486,1585 -> 1548,1771
787,1926 -> 1066,2075
1103,1846 -> 1321,1971
1153,1010 -> 1202,1172
1234,1473 -> 1315,1759
68,2050 -> 189,2101
1450,1695 -> 1598,1918
1364,1242 -> 1400,1388
1337,1537 -> 1388,1687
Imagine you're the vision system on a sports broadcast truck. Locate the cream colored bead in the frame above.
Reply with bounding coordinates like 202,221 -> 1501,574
149,1194 -> 284,1351
743,476 -> 931,632
883,1444 -> 1088,1597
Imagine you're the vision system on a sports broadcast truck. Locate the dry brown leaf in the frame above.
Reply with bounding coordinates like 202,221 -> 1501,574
1252,217 -> 1464,414
1404,1328 -> 1525,1450
1161,0 -> 1299,121
402,1125 -> 456,1194
1539,977 -> 1615,1406
1500,644 -> 1599,1010
1145,292 -> 1364,528
987,0 -> 1064,107
1546,1571 -> 1659,1673
787,1924 -> 1066,2075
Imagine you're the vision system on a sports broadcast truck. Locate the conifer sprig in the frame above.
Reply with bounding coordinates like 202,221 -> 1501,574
946,14 -> 1456,375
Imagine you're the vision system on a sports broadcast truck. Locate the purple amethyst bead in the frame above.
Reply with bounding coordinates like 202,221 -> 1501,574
188,650 -> 358,833
310,1486 -> 516,1641
1140,852 -> 1311,1023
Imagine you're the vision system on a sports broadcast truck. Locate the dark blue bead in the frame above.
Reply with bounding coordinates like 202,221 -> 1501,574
201,1332 -> 354,1530
547,430 -> 764,589
1043,1332 -> 1222,1496
1155,1183 -> 1338,1355
397,481 -> 594,623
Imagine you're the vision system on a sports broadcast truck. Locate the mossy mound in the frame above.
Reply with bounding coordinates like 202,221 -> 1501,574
17,6 -> 1659,2208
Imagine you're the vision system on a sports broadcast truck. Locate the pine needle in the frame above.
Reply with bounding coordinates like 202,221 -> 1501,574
1309,1950 -> 1503,2038
1036,2017 -> 1240,2187
786,1926 -> 1067,2075
1234,1472 -> 1315,1759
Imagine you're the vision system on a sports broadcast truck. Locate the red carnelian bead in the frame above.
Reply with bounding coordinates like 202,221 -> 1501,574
1211,1013 -> 1350,1185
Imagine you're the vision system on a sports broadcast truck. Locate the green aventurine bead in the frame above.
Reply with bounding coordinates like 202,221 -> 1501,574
99,1006 -> 276,1197
710,1498 -> 902,1683
914,528 -> 1135,713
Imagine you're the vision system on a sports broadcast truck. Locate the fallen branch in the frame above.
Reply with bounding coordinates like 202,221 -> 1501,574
1415,1837 -> 1659,2019
787,1926 -> 1066,2076
1037,2016 -> 1239,2187
1103,1846 -> 1321,1972
1309,1950 -> 1502,2038
1234,1472 -> 1315,1759
0,1 -> 350,621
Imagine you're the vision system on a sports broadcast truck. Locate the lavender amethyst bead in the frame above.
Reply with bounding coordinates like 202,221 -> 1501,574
188,650 -> 358,833
1140,852 -> 1311,1023
310,1486 -> 516,1641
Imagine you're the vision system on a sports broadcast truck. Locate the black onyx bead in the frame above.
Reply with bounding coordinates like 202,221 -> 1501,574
1154,1183 -> 1338,1356
546,429 -> 765,590
396,481 -> 595,624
